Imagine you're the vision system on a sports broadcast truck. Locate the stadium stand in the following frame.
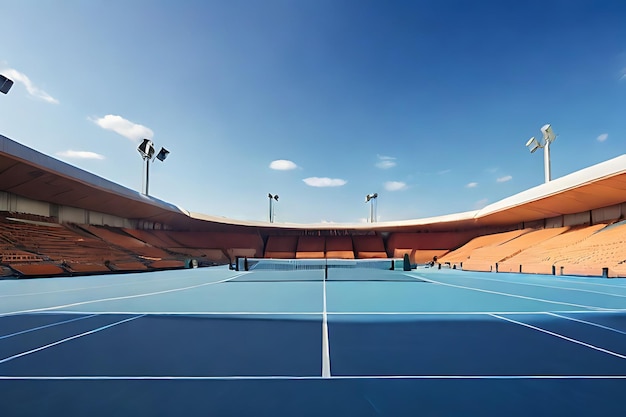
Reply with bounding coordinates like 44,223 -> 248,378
439,229 -> 532,271
264,235 -> 299,259
552,221 -> 626,277
0,213 -> 148,276
144,230 -> 264,265
80,225 -> 173,259
496,225 -> 604,274
296,236 -> 325,259
386,231 -> 481,264
352,235 -> 387,259
325,236 -> 355,259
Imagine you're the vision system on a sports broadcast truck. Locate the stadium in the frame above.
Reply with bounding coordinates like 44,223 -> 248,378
2,130 -> 626,416
3,1 -> 626,413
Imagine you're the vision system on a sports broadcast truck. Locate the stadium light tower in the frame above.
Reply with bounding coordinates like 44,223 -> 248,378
525,124 -> 557,183
137,139 -> 170,196
1,74 -> 13,94
365,193 -> 378,223
268,193 -> 279,223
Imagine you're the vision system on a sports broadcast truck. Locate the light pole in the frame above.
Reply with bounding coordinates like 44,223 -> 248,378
137,139 -> 170,196
525,124 -> 557,183
0,74 -> 13,94
268,193 -> 279,223
365,193 -> 378,223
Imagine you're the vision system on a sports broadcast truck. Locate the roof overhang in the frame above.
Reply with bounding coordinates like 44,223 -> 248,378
2,133 -> 626,232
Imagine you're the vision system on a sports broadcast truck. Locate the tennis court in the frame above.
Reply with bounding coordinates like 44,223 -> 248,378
2,264 -> 626,416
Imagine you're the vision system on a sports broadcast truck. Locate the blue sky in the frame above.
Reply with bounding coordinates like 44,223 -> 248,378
1,0 -> 625,224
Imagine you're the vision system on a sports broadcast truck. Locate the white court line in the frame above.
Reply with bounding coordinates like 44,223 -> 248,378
0,375 -> 625,381
490,314 -> 626,359
546,312 -> 626,336
442,274 -> 626,299
0,271 -> 226,299
0,315 -> 144,365
26,311 -> 323,316
541,275 -> 626,290
321,276 -> 331,378
0,314 -> 98,340
21,309 -> 626,316
409,273 -> 610,310
0,274 -> 247,318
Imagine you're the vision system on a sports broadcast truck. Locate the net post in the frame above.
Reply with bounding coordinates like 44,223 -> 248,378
403,253 -> 411,271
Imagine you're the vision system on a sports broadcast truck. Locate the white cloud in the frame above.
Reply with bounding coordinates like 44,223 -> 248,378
497,175 -> 512,183
56,150 -> 105,160
375,155 -> 396,169
597,133 -> 608,142
620,68 -> 626,81
438,169 -> 451,175
384,181 -> 407,191
91,114 -> 154,142
466,182 -> 478,188
302,177 -> 347,187
270,159 -> 298,170
0,67 -> 59,104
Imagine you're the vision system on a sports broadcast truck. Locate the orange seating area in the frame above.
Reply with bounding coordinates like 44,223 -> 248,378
496,225 -> 603,274
438,229 -> 532,269
435,222 -> 626,277
8,263 -> 66,277
325,236 -> 355,259
264,235 -> 299,258
461,228 -> 569,273
0,213 -> 191,277
81,225 -> 172,259
552,222 -> 626,277
0,214 -> 143,275
386,231 -> 481,264
2,209 -> 626,279
146,230 -> 264,264
296,236 -> 325,259
352,235 -> 387,258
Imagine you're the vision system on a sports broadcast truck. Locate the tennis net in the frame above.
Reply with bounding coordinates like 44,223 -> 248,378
232,257 -> 419,281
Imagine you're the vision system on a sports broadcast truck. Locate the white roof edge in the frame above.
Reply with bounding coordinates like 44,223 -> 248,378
189,210 -> 480,229
1,134 -> 189,216
5,133 -> 624,229
475,154 -> 626,218
190,154 -> 626,229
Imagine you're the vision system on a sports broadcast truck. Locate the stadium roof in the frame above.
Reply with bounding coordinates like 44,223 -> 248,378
2,133 -> 626,232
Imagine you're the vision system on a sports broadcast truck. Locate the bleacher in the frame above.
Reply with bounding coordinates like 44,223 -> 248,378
2,209 -> 626,278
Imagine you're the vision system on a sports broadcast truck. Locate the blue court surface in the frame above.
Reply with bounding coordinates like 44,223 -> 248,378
2,266 -> 626,416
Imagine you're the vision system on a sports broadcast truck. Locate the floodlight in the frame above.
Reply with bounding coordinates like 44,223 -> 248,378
137,139 -> 155,159
137,139 -> 170,195
0,74 -> 13,94
156,147 -> 170,162
526,137 -> 540,153
365,193 -> 378,223
541,124 -> 556,143
268,193 -> 279,222
525,123 -> 557,183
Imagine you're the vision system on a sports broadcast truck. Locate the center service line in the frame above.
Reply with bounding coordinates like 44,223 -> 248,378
321,271 -> 331,378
